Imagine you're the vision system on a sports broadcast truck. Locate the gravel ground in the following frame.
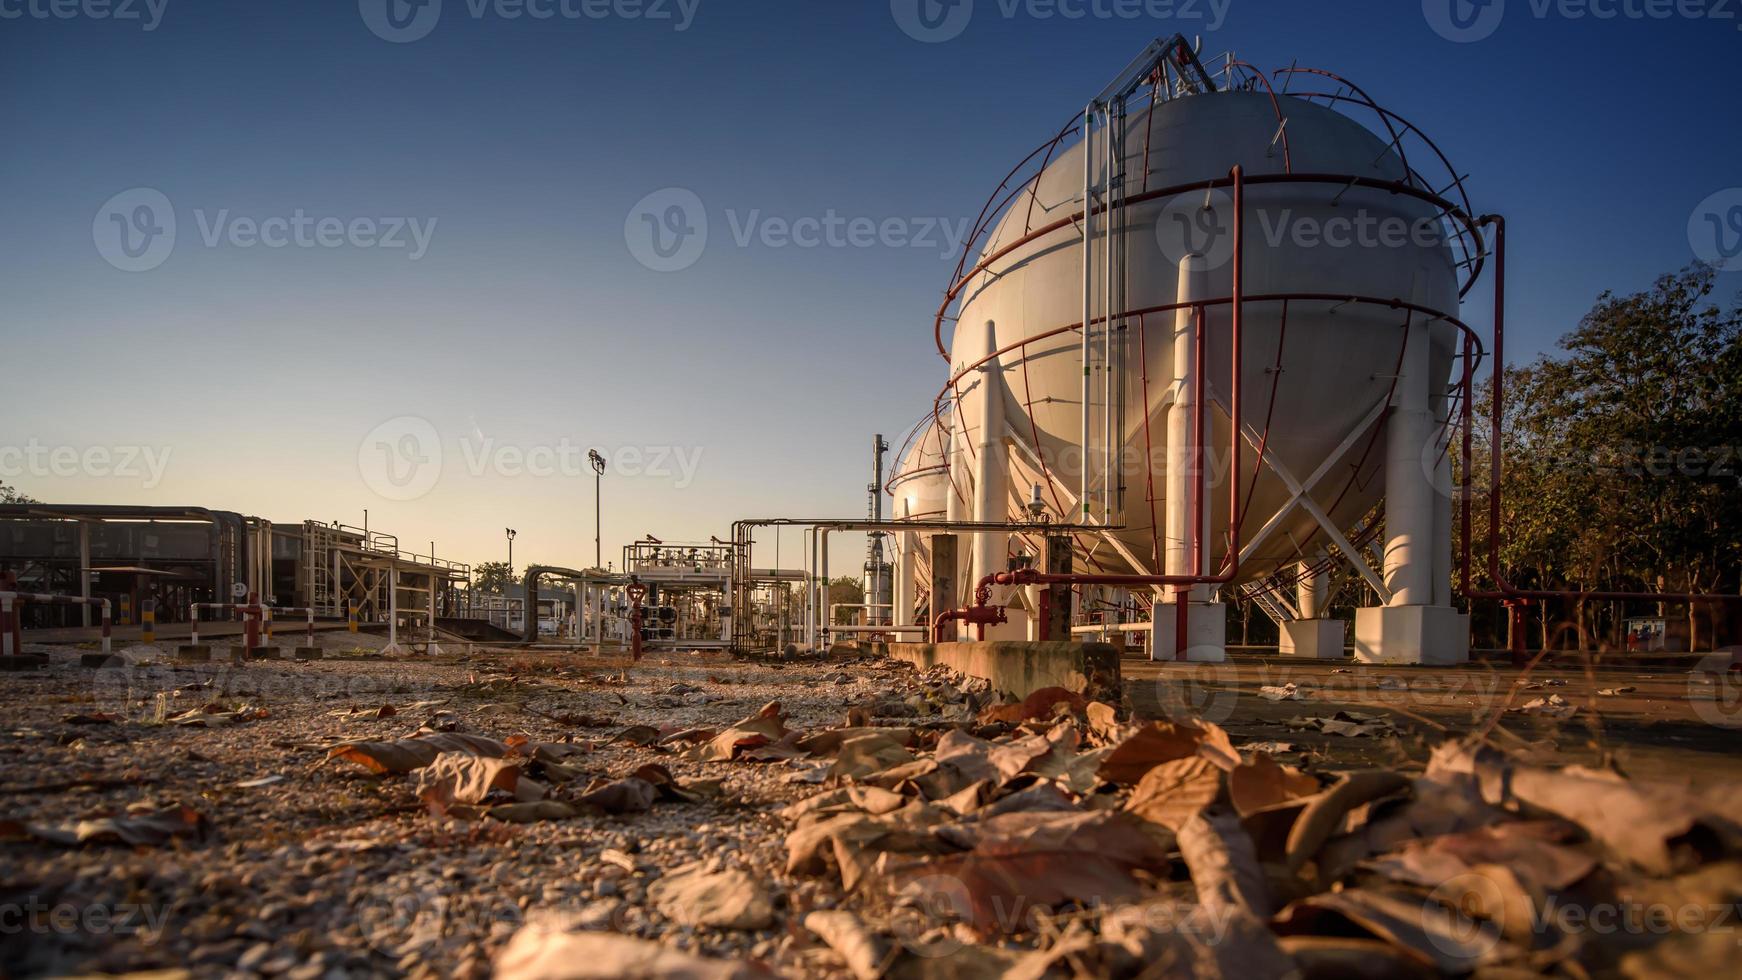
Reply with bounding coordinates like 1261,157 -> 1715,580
0,643 -> 911,979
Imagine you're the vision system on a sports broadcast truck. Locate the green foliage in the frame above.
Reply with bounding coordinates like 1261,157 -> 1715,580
0,482 -> 36,504
1467,264 -> 1742,644
828,575 -> 866,625
472,561 -> 516,594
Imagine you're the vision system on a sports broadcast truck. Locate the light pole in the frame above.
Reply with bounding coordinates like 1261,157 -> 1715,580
505,528 -> 516,573
588,450 -> 606,569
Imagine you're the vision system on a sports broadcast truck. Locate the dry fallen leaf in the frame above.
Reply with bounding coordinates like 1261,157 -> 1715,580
494,916 -> 758,979
648,864 -> 774,930
1124,755 -> 1224,831
327,732 -> 513,774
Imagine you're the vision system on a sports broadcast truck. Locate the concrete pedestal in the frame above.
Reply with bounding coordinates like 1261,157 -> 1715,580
176,644 -> 211,662
1354,605 -> 1470,665
1150,603 -> 1227,662
1280,619 -> 1346,659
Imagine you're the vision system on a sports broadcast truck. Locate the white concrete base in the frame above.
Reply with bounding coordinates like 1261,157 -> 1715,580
1354,605 -> 1470,665
1280,619 -> 1346,659
1151,602 -> 1227,662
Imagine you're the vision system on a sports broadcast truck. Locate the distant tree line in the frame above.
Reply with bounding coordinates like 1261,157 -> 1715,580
1462,264 -> 1742,651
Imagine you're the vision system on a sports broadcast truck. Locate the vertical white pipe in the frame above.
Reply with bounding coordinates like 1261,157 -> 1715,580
388,565 -> 399,648
1385,312 -> 1434,607
1432,389 -> 1454,608
895,502 -> 915,628
973,320 -> 1008,596
1296,560 -> 1327,620
1080,106 -> 1096,523
1166,254 -> 1209,603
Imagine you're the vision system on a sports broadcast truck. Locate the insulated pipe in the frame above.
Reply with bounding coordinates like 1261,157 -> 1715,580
1081,105 -> 1096,521
1166,253 -> 1210,603
895,502 -> 916,629
1384,305 -> 1434,607
972,320 -> 1008,602
1296,561 -> 1327,620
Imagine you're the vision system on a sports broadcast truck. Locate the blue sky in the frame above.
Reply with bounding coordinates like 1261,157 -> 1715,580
1,0 -> 1737,570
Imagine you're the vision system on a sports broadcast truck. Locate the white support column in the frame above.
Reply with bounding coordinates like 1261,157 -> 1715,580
79,521 -> 92,627
1154,253 -> 1224,662
973,320 -> 1009,605
895,502 -> 916,629
1281,559 -> 1345,659
1356,299 -> 1469,664
382,564 -> 405,657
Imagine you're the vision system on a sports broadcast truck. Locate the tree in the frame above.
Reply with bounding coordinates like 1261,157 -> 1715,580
828,576 -> 865,625
1470,264 -> 1742,649
472,561 -> 516,594
0,481 -> 36,504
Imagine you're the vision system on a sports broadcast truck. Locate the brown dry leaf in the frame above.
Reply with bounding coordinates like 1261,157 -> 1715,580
0,804 -> 208,847
1228,752 -> 1321,816
574,777 -> 657,814
894,813 -> 1165,935
494,917 -> 759,979
1285,770 -> 1410,873
327,732 -> 512,774
977,686 -> 1087,725
1364,820 -> 1596,894
648,864 -> 774,930
802,910 -> 892,980
796,727 -> 914,757
1175,808 -> 1296,978
485,800 -> 581,824
1274,887 -> 1510,974
822,738 -> 919,783
609,725 -> 661,747
1097,719 -> 1239,786
415,752 -> 526,812
1084,701 -> 1121,743
1430,741 -> 1714,876
687,702 -> 789,763
1124,755 -> 1224,832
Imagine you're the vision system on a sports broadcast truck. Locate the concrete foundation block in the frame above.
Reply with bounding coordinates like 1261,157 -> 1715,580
887,640 -> 1121,705
293,647 -> 324,661
80,653 -> 126,669
1150,603 -> 1227,662
176,645 -> 212,662
1354,605 -> 1470,665
1280,619 -> 1347,659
